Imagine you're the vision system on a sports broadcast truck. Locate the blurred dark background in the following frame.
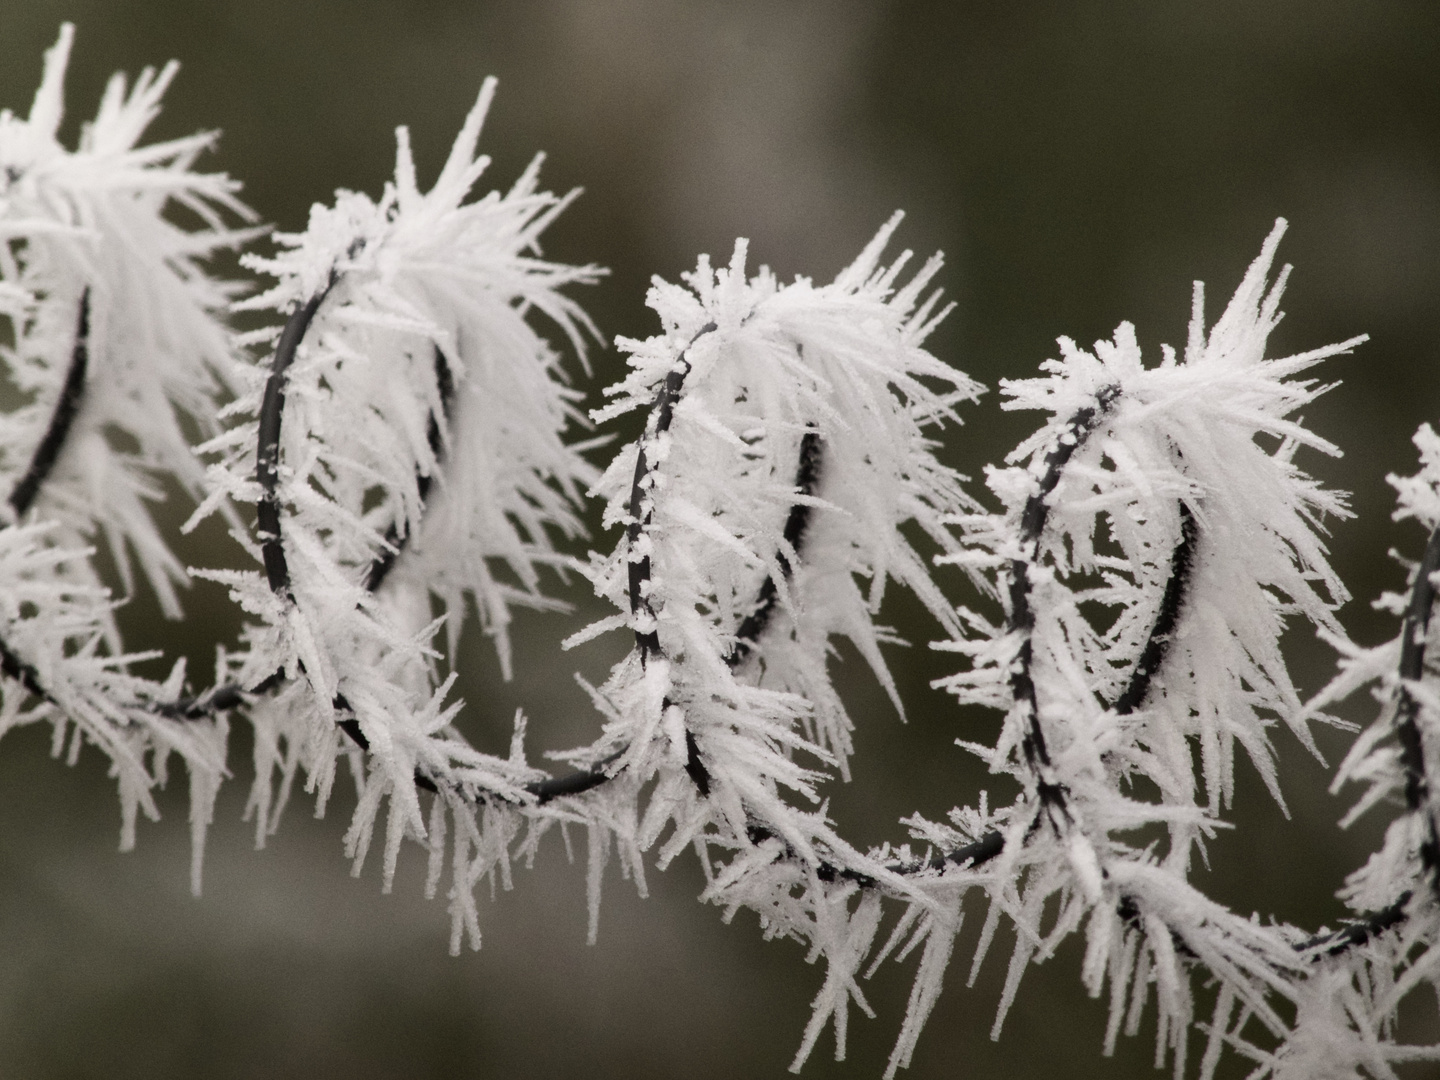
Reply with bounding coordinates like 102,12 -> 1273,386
1,1 -> 1438,1077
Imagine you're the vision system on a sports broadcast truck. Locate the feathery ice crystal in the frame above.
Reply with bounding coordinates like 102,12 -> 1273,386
1280,424 -> 1440,1079
0,23 -> 251,890
186,75 -> 602,909
559,216 -> 979,954
925,220 -> 1366,1078
0,24 -> 255,610
4,24 -> 1440,1080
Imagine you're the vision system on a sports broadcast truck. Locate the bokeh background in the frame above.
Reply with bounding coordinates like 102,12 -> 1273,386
1,2 -> 1439,1077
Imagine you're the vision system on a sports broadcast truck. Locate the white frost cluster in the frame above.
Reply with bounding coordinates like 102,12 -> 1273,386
0,23 -> 255,609
559,217 -> 981,1050
1282,421 -> 1440,1078
0,24 -> 248,888
189,78 -> 601,937
914,221 -> 1365,1077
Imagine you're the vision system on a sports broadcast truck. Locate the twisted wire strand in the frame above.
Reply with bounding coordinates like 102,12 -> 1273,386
2,292 -> 1425,966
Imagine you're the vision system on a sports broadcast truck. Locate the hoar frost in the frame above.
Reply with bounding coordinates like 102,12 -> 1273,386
4,24 -> 1440,1080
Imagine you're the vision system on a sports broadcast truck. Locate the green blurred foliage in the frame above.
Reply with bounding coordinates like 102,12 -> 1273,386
0,1 -> 1437,1076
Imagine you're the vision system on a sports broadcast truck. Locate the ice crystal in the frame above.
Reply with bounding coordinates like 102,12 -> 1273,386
0,24 -> 250,886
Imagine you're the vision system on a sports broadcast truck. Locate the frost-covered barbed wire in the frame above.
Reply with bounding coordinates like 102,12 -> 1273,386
184,76 -> 605,923
4,23 -> 1438,1080
1278,423 -> 1440,1078
905,221 -> 1368,1078
0,24 -> 250,891
0,23 -> 256,610
439,217 -> 1042,1075
547,217 -> 982,954
0,521 -> 228,890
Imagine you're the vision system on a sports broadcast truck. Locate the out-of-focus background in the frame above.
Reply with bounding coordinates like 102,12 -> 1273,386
1,2 -> 1438,1077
